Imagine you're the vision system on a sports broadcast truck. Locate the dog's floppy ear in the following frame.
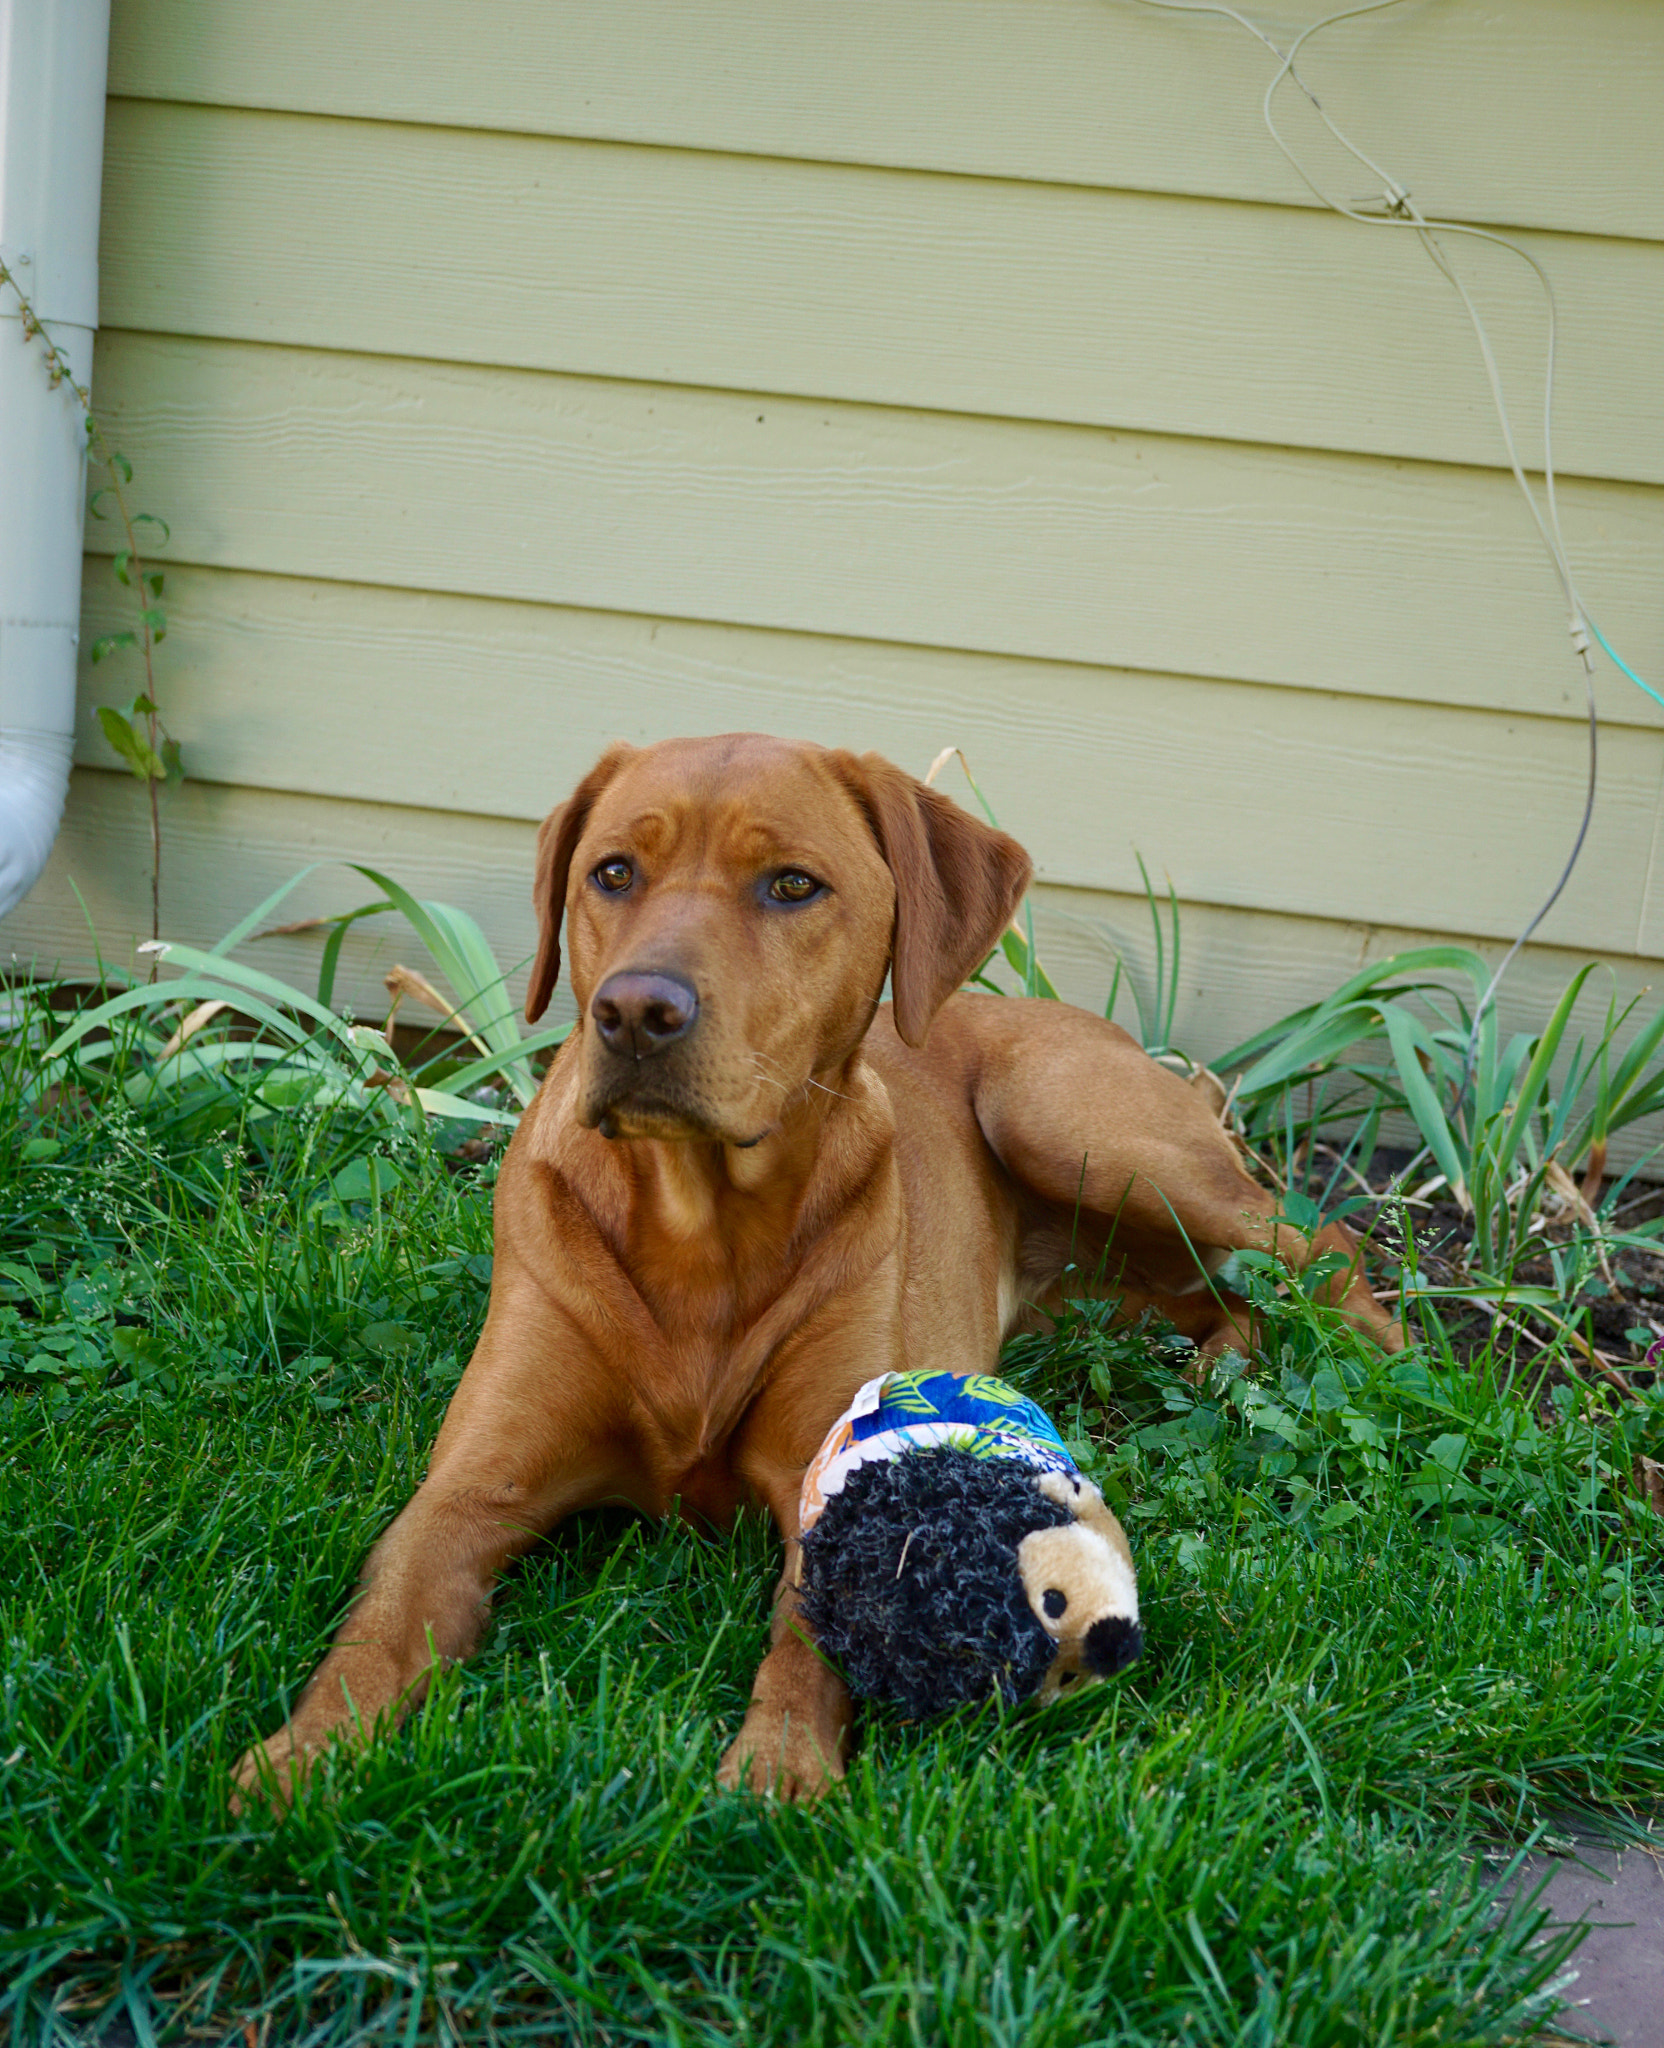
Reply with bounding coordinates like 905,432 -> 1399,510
831,751 -> 1032,1047
524,743 -> 635,1023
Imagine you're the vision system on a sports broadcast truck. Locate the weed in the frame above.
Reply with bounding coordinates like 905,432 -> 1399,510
1006,1270 -> 1664,1567
25,865 -> 567,1185
1220,948 -> 1664,1294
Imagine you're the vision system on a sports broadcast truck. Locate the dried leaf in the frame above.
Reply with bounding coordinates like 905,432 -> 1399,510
383,963 -> 489,1054
157,998 -> 231,1062
383,963 -> 456,1020
1541,1159 -> 1617,1286
1542,1159 -> 1600,1232
1634,1456 -> 1664,1517
922,745 -> 962,788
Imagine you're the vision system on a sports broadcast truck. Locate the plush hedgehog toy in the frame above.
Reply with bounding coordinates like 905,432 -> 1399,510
797,1370 -> 1142,1717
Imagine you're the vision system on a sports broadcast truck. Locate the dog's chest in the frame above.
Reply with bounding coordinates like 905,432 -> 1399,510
663,1448 -> 752,1526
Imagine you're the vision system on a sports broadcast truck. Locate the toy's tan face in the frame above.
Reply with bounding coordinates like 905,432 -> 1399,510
1018,1473 -> 1142,1705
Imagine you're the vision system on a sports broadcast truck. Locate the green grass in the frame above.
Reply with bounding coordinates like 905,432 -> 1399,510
3,1010 -> 1662,2044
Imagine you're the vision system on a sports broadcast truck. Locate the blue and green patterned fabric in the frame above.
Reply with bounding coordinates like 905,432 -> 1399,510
799,1370 -> 1077,1530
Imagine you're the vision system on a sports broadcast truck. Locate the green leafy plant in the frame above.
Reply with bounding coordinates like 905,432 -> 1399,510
1220,948 -> 1664,1290
1006,1259 -> 1664,1564
26,863 -> 567,1162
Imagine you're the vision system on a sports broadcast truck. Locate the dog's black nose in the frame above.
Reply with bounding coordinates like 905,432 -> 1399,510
1082,1615 -> 1143,1677
590,971 -> 699,1058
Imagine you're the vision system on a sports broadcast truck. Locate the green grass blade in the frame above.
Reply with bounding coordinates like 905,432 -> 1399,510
1380,1004 -> 1468,1199
1491,965 -> 1597,1183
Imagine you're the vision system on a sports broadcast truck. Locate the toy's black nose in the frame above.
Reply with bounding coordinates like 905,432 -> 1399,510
1083,1615 -> 1142,1677
590,971 -> 699,1059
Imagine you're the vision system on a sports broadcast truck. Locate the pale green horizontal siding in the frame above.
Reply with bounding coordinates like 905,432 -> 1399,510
106,0 -> 1664,242
4,0 -> 1660,1116
79,333 -> 1664,725
98,100 -> 1664,489
72,566 -> 1663,958
23,766 -> 1663,1057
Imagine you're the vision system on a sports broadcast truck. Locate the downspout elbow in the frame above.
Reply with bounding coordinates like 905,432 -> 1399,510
0,722 -> 76,920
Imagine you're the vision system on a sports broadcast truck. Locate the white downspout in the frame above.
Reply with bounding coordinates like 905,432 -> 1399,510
0,0 -> 111,919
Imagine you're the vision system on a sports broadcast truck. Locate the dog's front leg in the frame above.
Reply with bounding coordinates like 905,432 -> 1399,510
717,1442 -> 854,1802
232,1283 -> 633,1813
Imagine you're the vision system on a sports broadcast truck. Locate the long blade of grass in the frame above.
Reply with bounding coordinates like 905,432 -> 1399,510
1490,966 -> 1597,1183
997,923 -> 1060,1001
423,1026 -> 573,1102
1216,946 -> 1493,1072
316,902 -> 393,1011
1231,1003 -> 1399,1099
38,973 -> 308,1069
128,943 -> 360,1043
411,1087 -> 518,1124
1380,1004 -> 1468,1201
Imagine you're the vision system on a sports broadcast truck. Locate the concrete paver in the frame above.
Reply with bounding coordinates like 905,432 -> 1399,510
1510,1828 -> 1664,2045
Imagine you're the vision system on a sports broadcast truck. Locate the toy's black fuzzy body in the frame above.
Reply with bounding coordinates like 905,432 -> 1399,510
798,1448 -> 1074,1716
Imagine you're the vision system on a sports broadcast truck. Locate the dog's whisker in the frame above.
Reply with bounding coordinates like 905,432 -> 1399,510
748,1050 -> 855,1107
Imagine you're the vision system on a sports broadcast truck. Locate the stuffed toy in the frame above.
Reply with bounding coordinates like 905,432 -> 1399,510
797,1370 -> 1141,1717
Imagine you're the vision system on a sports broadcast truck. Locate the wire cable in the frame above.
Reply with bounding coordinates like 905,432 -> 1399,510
1590,618 -> 1664,716
1128,0 -> 1658,1082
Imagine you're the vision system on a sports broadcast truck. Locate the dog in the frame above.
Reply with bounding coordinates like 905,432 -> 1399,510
233,734 -> 1400,1807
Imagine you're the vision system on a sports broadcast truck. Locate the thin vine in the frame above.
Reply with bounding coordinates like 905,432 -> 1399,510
1,256 -> 180,951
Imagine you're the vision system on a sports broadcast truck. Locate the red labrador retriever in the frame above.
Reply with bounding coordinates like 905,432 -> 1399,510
234,734 -> 1399,1806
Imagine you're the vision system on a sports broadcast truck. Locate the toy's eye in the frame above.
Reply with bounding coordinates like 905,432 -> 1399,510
767,870 -> 821,904
1043,1588 -> 1068,1619
593,858 -> 633,893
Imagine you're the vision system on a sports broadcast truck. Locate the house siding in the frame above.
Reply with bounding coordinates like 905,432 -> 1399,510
11,0 -> 1663,1103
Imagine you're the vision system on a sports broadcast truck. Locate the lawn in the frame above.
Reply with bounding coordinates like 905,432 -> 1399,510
3,943 -> 1664,2046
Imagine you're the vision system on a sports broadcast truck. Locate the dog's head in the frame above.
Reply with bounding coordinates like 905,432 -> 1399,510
524,734 -> 1031,1145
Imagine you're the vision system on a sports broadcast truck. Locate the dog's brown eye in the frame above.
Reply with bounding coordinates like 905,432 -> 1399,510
768,870 -> 820,903
1043,1588 -> 1068,1619
593,859 -> 633,893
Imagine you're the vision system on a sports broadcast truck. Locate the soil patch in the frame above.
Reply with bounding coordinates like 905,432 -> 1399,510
1321,1147 -> 1664,1401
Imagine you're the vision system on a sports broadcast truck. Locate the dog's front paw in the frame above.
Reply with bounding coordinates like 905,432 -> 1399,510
229,1727 -> 321,1818
717,1706 -> 846,1802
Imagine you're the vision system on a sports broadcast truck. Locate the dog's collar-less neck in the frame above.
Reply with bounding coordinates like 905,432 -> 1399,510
596,1049 -> 886,1218
534,1054 -> 901,1465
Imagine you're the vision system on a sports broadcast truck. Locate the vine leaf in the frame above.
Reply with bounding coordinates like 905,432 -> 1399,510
96,704 -> 169,783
